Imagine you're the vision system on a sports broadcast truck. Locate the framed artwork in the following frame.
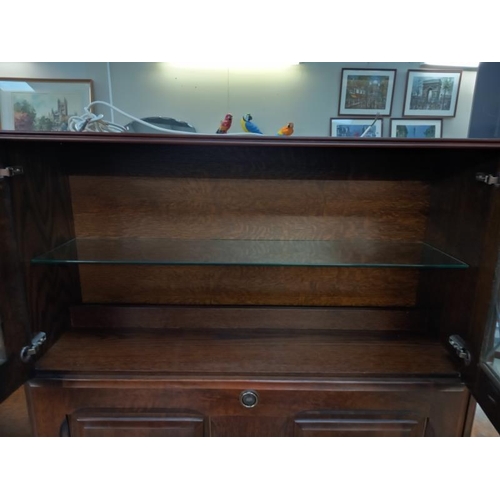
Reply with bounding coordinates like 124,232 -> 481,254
338,68 -> 396,116
0,78 -> 93,131
390,119 -> 442,138
330,118 -> 383,138
403,70 -> 461,117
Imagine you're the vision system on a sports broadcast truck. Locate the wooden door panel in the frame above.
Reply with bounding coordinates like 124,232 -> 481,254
69,409 -> 206,437
0,143 -> 81,403
294,411 -> 426,437
0,172 -> 32,402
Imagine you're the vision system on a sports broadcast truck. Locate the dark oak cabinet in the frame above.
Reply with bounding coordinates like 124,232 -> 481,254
1,132 -> 499,436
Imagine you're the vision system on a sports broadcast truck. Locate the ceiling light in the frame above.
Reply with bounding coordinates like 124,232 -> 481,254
166,62 -> 299,70
422,62 -> 480,69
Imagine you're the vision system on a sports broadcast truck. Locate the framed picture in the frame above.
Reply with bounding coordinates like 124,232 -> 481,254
330,118 -> 383,138
338,68 -> 396,116
403,70 -> 461,117
390,119 -> 442,138
0,78 -> 93,131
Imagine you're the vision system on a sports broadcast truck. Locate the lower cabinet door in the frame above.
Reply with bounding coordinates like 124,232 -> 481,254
293,410 -> 427,437
68,409 -> 206,437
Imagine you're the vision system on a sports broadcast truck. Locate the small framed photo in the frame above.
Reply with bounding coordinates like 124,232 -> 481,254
390,119 -> 442,138
330,118 -> 383,138
0,78 -> 93,131
338,68 -> 396,116
403,70 -> 461,117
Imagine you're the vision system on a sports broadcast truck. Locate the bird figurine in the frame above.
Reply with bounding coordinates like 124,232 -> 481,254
216,113 -> 233,134
277,122 -> 294,136
241,113 -> 263,134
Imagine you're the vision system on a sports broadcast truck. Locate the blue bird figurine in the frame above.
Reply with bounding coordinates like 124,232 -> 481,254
241,114 -> 263,134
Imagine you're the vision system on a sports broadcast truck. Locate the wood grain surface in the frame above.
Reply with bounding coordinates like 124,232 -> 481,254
0,174 -> 32,401
417,158 -> 500,397
26,376 -> 468,437
0,386 -> 32,437
70,177 -> 429,240
7,142 -> 82,360
35,329 -> 458,377
70,305 -> 427,331
293,410 -> 426,437
79,265 -> 420,306
69,409 -> 206,437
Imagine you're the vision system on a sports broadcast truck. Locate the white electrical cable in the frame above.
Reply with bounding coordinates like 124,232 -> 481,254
360,113 -> 381,138
106,63 -> 115,123
68,101 -> 262,135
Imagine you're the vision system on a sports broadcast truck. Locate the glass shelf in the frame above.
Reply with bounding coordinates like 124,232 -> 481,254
31,238 -> 468,268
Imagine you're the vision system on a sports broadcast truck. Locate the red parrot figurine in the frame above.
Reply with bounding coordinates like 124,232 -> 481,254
216,113 -> 233,134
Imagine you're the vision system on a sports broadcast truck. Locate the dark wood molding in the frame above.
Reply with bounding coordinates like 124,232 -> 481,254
1,131 -> 500,149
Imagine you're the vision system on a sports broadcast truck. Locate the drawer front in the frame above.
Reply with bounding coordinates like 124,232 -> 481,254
293,410 -> 426,437
69,409 -> 206,437
27,379 -> 468,437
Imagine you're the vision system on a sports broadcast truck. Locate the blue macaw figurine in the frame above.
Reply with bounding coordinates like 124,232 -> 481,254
241,114 -> 263,134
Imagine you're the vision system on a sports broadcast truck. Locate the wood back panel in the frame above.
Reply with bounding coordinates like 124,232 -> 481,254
71,175 -> 427,307
70,305 -> 427,331
79,265 -> 419,307
70,177 -> 429,241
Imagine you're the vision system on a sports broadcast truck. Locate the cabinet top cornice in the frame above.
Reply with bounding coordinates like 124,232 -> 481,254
1,131 -> 500,149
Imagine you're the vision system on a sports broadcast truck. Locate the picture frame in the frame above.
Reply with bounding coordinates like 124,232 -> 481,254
390,119 -> 442,138
330,118 -> 383,138
403,70 -> 461,117
0,78 -> 93,131
338,68 -> 396,116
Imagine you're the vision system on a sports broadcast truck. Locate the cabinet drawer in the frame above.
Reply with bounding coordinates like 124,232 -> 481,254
27,378 -> 468,437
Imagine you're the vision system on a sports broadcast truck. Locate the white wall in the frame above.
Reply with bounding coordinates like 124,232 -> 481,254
0,62 -> 477,137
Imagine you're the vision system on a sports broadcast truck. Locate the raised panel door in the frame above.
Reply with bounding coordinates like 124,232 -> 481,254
69,409 -> 206,437
294,410 -> 426,437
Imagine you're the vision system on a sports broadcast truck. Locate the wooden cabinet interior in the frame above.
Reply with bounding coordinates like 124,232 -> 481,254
1,134 -> 500,436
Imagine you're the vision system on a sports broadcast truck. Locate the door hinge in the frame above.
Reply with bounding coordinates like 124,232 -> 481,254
476,172 -> 499,186
20,331 -> 47,363
448,334 -> 472,366
0,166 -> 24,178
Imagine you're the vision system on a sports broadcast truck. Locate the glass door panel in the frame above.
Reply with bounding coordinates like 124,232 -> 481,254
482,244 -> 500,381
484,317 -> 500,378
